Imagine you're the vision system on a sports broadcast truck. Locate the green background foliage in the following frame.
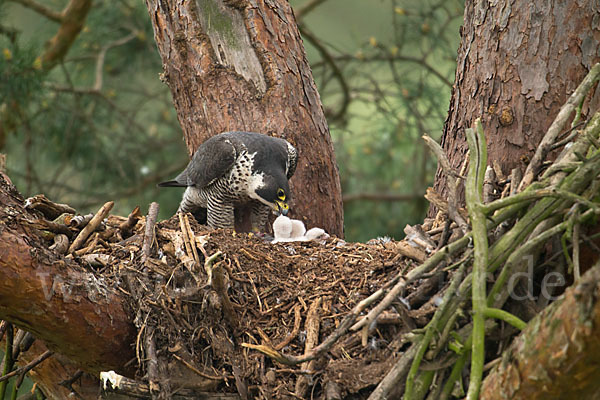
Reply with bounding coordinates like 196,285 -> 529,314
1,0 -> 463,242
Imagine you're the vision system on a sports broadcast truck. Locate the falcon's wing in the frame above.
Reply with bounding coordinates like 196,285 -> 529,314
170,135 -> 237,188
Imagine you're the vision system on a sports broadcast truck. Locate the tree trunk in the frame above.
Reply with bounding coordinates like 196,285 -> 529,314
145,0 -> 344,237
431,0 -> 600,210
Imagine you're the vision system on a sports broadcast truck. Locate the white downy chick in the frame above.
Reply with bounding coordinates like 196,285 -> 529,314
305,227 -> 329,241
272,215 -> 293,241
272,216 -> 329,244
290,219 -> 307,239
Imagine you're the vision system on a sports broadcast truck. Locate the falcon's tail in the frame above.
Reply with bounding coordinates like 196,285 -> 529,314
157,180 -> 187,188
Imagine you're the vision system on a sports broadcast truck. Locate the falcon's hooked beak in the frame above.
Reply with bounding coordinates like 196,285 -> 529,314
275,200 -> 289,216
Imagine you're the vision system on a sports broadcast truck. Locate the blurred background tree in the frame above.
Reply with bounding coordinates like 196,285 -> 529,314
1,0 -> 463,242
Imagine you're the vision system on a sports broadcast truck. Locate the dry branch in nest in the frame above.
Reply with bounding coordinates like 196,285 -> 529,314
2,64 -> 600,400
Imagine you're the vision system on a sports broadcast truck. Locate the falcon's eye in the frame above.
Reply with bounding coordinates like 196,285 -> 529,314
277,188 -> 286,200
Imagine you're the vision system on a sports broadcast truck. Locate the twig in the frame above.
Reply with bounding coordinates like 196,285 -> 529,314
12,329 -> 27,359
81,253 -> 116,268
439,351 -> 468,400
482,308 -> 526,330
509,167 -> 522,196
549,122 -> 585,151
0,350 -> 53,383
299,26 -> 349,122
482,166 -> 496,204
572,96 -> 585,128
59,370 -> 83,392
232,365 -> 248,400
247,274 -> 263,313
404,224 -> 436,252
145,328 -> 160,395
351,234 -> 471,332
119,206 -> 142,238
0,323 -> 14,399
366,343 -> 419,400
172,354 -> 224,381
243,231 -> 472,365
431,305 -> 464,360
490,209 -> 595,309
24,194 -> 76,219
242,277 -> 396,365
464,119 -> 488,400
294,0 -> 328,19
423,134 -> 469,234
142,202 -> 159,263
35,219 -> 74,238
350,277 -> 406,332
212,261 -> 239,332
487,117 -> 600,282
73,232 -> 99,256
275,305 -> 302,350
395,241 -> 428,263
7,0 -> 62,22
544,116 -> 600,186
92,33 -> 137,92
435,219 -> 452,250
404,260 -> 467,398
519,63 -> 600,191
101,372 -> 238,399
295,298 -> 322,397
481,187 -> 600,215
179,213 -> 200,271
182,213 -> 200,264
49,233 -> 69,254
573,222 -> 581,281
342,192 -> 422,203
204,251 -> 223,286
68,201 -> 113,253
424,187 -> 449,214
67,213 -> 93,228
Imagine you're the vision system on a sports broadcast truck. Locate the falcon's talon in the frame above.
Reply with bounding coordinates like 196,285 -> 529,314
158,131 -> 297,231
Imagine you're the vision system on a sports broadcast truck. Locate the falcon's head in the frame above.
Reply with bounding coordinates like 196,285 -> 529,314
249,172 -> 291,216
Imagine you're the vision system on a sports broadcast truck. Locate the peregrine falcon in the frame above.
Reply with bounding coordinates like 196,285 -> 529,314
158,131 -> 297,230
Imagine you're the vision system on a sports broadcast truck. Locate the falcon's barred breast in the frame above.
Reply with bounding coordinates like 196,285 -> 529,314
158,131 -> 298,230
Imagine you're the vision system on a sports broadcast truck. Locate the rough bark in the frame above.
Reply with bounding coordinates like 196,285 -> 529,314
0,176 -> 136,376
145,0 -> 344,237
431,0 -> 600,210
480,262 -> 600,400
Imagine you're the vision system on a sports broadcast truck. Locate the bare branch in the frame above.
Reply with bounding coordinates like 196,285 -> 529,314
93,32 -> 137,91
141,202 -> 160,264
294,0 -> 328,19
299,25 -> 350,122
41,0 -> 93,70
0,350 -> 53,384
342,192 -> 423,203
519,63 -> 600,191
7,0 -> 62,22
312,53 -> 453,88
